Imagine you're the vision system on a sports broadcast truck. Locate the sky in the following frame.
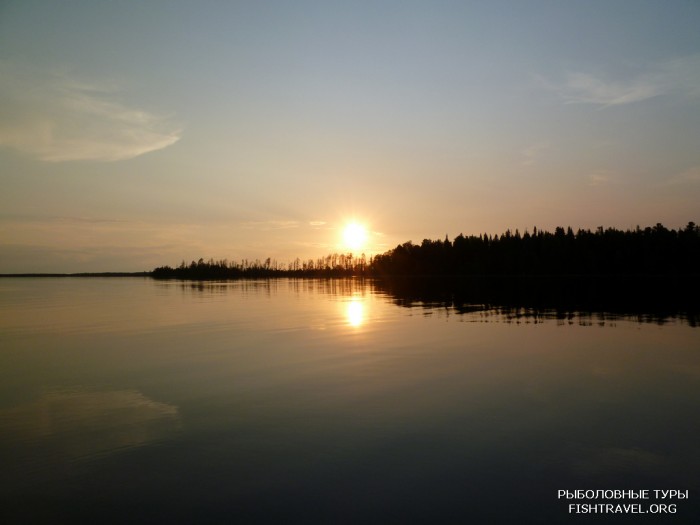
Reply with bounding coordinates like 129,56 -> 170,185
1,1 -> 699,273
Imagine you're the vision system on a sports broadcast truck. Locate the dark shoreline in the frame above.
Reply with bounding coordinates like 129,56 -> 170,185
0,272 -> 151,278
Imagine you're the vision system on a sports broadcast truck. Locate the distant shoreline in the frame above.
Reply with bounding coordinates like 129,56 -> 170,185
4,222 -> 698,281
0,272 -> 152,278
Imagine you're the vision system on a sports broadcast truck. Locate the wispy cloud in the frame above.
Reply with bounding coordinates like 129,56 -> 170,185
560,72 -> 659,107
543,55 -> 700,108
666,165 -> 700,185
241,220 -> 300,230
587,169 -> 616,186
521,141 -> 550,166
0,62 -> 181,162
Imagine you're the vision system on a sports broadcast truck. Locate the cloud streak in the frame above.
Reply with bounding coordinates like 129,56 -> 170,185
241,220 -> 300,230
666,166 -> 700,185
561,72 -> 659,107
0,62 -> 181,162
521,141 -> 550,166
587,169 -> 617,186
545,55 -> 700,108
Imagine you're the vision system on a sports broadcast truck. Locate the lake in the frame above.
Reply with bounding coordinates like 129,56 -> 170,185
1,277 -> 698,523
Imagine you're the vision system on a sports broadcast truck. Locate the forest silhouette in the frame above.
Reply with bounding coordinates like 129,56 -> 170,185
153,222 -> 700,279
150,222 -> 700,321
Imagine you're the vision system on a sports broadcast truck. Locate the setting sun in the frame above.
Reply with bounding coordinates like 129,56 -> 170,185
342,223 -> 368,251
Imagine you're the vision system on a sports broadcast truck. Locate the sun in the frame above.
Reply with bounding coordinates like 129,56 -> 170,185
342,223 -> 368,251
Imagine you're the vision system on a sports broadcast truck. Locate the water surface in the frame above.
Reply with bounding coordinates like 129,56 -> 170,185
1,278 -> 698,523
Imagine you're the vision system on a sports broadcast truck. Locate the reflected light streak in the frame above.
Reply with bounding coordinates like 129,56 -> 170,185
346,299 -> 365,328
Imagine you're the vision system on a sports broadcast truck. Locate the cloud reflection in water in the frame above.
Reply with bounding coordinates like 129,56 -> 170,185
0,389 -> 180,470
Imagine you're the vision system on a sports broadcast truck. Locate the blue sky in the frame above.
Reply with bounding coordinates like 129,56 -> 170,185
1,1 -> 699,272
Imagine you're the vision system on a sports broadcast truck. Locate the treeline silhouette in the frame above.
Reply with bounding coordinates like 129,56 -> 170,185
152,252 -> 369,280
153,222 -> 699,279
371,222 -> 700,276
368,222 -> 700,321
151,222 -> 699,318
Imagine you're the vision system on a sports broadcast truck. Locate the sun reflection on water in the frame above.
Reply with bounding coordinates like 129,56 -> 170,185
346,298 -> 365,328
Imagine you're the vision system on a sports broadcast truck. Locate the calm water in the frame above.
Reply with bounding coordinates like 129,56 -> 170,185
1,277 -> 698,524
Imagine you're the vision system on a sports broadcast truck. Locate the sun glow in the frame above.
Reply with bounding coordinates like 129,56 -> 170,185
342,223 -> 368,251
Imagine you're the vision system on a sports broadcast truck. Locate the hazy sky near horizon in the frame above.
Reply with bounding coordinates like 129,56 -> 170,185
1,1 -> 699,272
